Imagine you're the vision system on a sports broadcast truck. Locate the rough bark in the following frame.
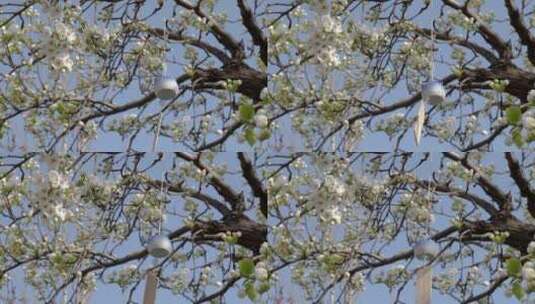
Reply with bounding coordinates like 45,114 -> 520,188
192,63 -> 267,101
464,214 -> 535,254
193,215 -> 267,254
461,63 -> 535,102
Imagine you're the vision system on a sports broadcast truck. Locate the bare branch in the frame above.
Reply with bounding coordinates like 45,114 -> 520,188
505,152 -> 535,219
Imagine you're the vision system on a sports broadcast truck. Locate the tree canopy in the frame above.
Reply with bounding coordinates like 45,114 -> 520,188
0,0 -> 267,152
1,1 -> 535,304
0,152 -> 267,303
268,0 -> 535,151
269,152 -> 535,303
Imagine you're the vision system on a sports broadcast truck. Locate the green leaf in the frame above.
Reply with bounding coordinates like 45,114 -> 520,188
257,282 -> 270,294
512,280 -> 525,300
245,281 -> 257,301
506,258 -> 522,277
239,104 -> 255,122
512,128 -> 524,148
244,128 -> 256,146
257,129 -> 271,141
506,106 -> 522,125
239,258 -> 255,277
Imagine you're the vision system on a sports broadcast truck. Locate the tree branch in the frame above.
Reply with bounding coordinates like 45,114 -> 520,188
175,152 -> 244,211
505,152 -> 535,219
504,0 -> 535,66
442,0 -> 512,60
412,178 -> 499,217
316,74 -> 458,151
460,274 -> 508,304
444,152 -> 511,212
236,0 -> 267,65
174,0 -> 244,59
148,27 -> 232,65
237,152 -> 267,218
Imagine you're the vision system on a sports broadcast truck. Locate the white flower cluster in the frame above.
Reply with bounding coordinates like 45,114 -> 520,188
200,114 -> 212,132
523,261 -> 535,292
125,192 -> 164,223
445,161 -> 476,181
254,110 -> 269,128
52,204 -> 68,223
464,115 -> 480,136
48,170 -> 69,190
28,170 -> 77,225
398,192 -> 434,224
528,241 -> 535,255
488,79 -> 509,92
199,266 -> 212,286
255,262 -> 269,281
39,22 -> 77,53
309,174 -> 346,227
528,90 -> 535,103
343,119 -> 364,150
521,242 -> 535,293
107,264 -> 140,288
448,12 -> 478,31
319,205 -> 343,224
375,264 -> 409,288
306,12 -> 345,68
521,109 -> 535,143
376,113 -> 408,137
169,268 -> 191,294
349,272 -> 365,292
324,175 -> 346,197
316,44 -> 341,68
37,18 -> 80,73
108,114 -> 140,136
435,268 -> 459,293
433,116 -> 457,141
398,39 -> 431,71
467,266 -> 481,285
320,14 -> 343,35
169,115 -> 192,142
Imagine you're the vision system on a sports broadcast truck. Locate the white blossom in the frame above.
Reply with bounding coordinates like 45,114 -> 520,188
255,262 -> 269,281
54,22 -> 76,45
54,204 -> 67,222
328,206 -> 342,224
48,170 -> 69,189
324,175 -> 346,196
254,114 -> 269,128
48,170 -> 61,188
523,262 -> 535,292
169,268 -> 191,294
319,14 -> 342,34
53,52 -> 74,72
522,110 -> 535,130
527,89 -> 535,103
529,241 -> 535,255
